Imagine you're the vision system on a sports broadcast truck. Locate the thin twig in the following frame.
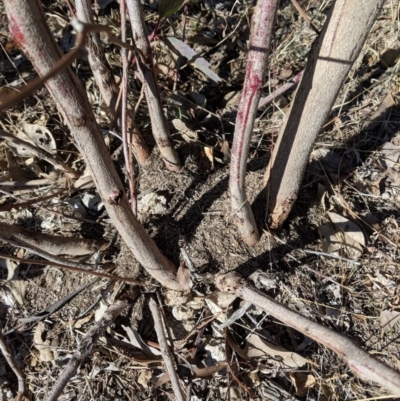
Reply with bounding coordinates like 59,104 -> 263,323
258,69 -> 304,110
0,332 -> 29,400
120,0 -> 137,214
290,0 -> 320,35
46,299 -> 128,401
149,298 -> 185,401
0,253 -> 143,285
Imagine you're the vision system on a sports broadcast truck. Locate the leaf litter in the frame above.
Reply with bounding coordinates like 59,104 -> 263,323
0,0 -> 400,400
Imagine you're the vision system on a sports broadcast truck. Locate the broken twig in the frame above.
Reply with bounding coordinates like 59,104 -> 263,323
149,298 -> 185,401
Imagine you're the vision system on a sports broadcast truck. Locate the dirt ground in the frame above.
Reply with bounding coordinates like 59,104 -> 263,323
0,0 -> 400,400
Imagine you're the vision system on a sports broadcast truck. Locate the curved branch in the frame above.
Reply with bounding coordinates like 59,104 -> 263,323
229,0 -> 279,246
216,272 -> 400,396
4,0 -> 185,291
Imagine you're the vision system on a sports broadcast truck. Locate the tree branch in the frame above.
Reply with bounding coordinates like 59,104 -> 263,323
229,0 -> 279,246
264,0 -> 386,228
216,272 -> 400,396
4,0 -> 186,291
125,0 -> 182,172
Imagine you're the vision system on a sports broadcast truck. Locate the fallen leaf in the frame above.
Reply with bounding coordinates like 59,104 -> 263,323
321,212 -> 365,259
177,262 -> 193,291
33,322 -> 58,362
171,118 -> 198,142
246,334 -> 307,369
22,123 -> 57,154
165,37 -> 222,83
364,93 -> 394,131
158,0 -> 186,18
121,325 -> 161,356
380,310 -> 400,334
289,372 -> 316,396
379,142 -> 400,168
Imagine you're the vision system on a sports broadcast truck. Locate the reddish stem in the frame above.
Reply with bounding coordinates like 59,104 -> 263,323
229,0 -> 279,246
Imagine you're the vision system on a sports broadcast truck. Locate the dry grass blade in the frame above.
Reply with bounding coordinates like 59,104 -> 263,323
216,272 -> 400,396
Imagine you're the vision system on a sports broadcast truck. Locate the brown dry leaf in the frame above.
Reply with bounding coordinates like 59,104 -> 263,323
171,118 -> 198,142
380,310 -> 400,334
246,334 -> 307,369
73,313 -> 93,329
364,93 -> 394,131
289,372 -> 316,396
0,86 -> 19,107
33,322 -> 58,362
323,212 -> 365,259
214,140 -> 231,164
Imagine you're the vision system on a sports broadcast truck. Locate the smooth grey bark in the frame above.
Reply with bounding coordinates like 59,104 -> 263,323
264,0 -> 386,228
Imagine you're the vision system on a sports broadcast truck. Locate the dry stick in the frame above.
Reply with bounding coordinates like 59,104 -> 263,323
216,272 -> 400,396
0,253 -> 142,284
4,0 -> 185,291
229,0 -> 279,246
75,0 -> 150,165
125,0 -> 182,173
120,0 -> 137,214
45,299 -> 128,401
0,178 -> 53,191
0,332 -> 29,401
257,69 -> 304,110
1,130 -> 78,178
0,221 -> 107,256
0,188 -> 66,212
0,252 -> 144,285
149,298 -> 185,401
290,0 -> 320,35
264,0 -> 386,228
